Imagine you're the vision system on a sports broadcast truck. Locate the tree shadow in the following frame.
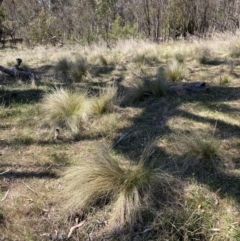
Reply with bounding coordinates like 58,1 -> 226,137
0,88 -> 45,106
111,82 -> 240,204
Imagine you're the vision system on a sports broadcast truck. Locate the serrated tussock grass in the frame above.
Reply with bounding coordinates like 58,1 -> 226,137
123,68 -> 169,103
70,55 -> 89,82
153,183 -> 236,240
90,84 -> 119,114
174,132 -> 232,173
63,144 -> 179,229
55,57 -> 72,82
55,55 -> 89,83
164,61 -> 185,82
41,88 -> 89,133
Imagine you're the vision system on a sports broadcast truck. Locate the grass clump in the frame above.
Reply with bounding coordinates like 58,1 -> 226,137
219,75 -> 231,85
174,132 -> 228,174
41,88 -> 89,133
55,56 -> 89,83
174,52 -> 185,63
63,144 -> 178,229
91,84 -> 119,115
70,56 -> 89,82
153,183 -> 235,241
164,61 -> 185,82
124,68 -> 168,103
55,57 -> 72,82
124,78 -> 147,103
228,42 -> 240,58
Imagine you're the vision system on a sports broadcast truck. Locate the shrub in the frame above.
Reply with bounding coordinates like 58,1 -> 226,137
109,16 -> 142,40
41,88 -> 89,133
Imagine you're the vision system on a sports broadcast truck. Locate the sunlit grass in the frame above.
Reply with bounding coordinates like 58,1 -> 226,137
164,61 -> 185,82
41,88 -> 89,133
90,84 -> 119,114
63,144 -> 178,228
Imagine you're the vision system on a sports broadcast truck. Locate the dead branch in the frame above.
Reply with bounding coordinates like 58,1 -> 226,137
1,188 -> 10,201
0,58 -> 35,80
22,181 -> 39,197
67,221 -> 85,239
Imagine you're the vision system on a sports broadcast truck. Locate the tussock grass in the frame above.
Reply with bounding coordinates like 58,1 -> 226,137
90,84 -> 119,115
196,46 -> 212,64
63,144 -> 178,229
55,56 -> 89,83
124,78 -> 147,103
123,68 -> 168,103
70,56 -> 89,82
219,74 -> 231,85
174,132 -> 231,173
41,88 -> 89,133
55,57 -> 72,81
154,183 -> 238,240
174,52 -> 186,63
164,61 -> 185,82
228,42 -> 240,58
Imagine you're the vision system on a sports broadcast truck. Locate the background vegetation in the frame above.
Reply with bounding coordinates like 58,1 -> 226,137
1,0 -> 240,46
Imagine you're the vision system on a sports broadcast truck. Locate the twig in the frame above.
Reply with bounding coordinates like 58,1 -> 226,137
112,131 -> 132,149
1,188 -> 10,201
67,221 -> 85,239
22,181 -> 39,197
0,168 -> 12,175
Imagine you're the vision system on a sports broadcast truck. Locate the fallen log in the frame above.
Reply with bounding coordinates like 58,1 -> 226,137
167,81 -> 209,95
0,58 -> 35,80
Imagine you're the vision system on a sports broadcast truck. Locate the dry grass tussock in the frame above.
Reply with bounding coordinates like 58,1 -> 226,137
41,88 -> 90,133
1,33 -> 240,240
173,131 -> 234,173
164,60 -> 185,82
62,144 -> 179,229
90,84 -> 119,114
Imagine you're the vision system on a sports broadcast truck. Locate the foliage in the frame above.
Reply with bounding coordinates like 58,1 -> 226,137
124,69 -> 168,103
55,57 -> 72,82
109,16 -> 141,40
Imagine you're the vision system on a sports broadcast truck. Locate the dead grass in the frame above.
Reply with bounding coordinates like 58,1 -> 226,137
90,84 -> 119,115
0,33 -> 240,240
41,88 -> 89,133
62,144 -> 179,230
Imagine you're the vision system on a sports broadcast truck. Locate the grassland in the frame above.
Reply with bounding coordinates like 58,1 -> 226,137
0,33 -> 240,241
